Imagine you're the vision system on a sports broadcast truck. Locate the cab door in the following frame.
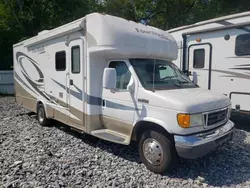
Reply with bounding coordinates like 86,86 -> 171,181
188,44 -> 212,89
101,60 -> 137,135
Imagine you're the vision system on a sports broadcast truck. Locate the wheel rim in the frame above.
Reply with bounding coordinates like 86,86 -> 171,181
38,108 -> 45,123
143,138 -> 164,165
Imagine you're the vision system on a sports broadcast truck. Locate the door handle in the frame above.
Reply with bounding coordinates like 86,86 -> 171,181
70,79 -> 73,85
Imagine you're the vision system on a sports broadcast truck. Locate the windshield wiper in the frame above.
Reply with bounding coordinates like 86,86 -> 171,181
171,83 -> 181,88
178,80 -> 191,84
161,76 -> 175,81
177,80 -> 199,87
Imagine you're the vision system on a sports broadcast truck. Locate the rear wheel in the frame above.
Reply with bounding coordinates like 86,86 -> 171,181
139,130 -> 177,173
37,104 -> 50,126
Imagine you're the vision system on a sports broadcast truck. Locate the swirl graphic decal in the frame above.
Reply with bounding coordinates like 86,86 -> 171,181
15,52 -> 51,101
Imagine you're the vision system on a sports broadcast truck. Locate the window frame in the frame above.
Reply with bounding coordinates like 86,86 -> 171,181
55,51 -> 66,71
71,45 -> 81,74
193,48 -> 205,69
108,61 -> 132,91
235,33 -> 250,56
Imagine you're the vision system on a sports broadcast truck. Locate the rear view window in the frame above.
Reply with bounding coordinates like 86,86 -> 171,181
235,34 -> 250,56
193,49 -> 205,68
55,51 -> 66,71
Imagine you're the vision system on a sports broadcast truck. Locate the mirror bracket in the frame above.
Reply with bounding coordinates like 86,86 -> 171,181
127,77 -> 135,93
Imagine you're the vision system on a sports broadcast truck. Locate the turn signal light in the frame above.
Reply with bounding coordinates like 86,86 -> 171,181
177,114 -> 190,128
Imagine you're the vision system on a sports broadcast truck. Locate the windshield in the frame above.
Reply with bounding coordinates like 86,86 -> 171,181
130,58 -> 197,90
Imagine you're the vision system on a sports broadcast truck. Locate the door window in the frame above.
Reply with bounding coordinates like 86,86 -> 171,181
235,33 -> 250,56
193,49 -> 205,68
71,46 -> 80,73
55,51 -> 66,71
109,61 -> 131,90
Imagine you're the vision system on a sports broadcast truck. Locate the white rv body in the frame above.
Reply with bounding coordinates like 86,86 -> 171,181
14,13 -> 234,173
168,11 -> 250,112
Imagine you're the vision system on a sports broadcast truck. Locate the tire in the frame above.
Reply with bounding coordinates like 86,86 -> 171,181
139,130 -> 178,174
37,104 -> 50,126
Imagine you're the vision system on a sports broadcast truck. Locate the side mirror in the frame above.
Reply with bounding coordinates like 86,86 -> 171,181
127,77 -> 135,93
192,71 -> 198,85
103,68 -> 116,89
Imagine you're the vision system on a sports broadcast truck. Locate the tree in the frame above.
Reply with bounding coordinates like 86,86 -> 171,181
1,0 -> 250,70
98,0 -> 200,30
0,0 -> 95,70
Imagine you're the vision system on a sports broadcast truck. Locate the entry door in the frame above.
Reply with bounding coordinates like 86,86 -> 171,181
188,44 -> 212,89
67,39 -> 85,128
102,60 -> 136,135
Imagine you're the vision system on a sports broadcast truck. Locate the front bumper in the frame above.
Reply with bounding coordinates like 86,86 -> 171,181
174,120 -> 234,159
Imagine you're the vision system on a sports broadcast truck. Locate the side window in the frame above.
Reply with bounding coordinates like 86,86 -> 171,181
55,51 -> 66,71
109,61 -> 131,90
71,46 -> 80,73
193,49 -> 205,68
235,34 -> 250,56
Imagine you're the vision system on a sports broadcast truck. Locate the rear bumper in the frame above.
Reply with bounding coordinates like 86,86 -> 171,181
174,120 -> 234,159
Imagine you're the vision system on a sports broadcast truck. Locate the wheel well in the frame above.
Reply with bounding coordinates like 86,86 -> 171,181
132,121 -> 174,142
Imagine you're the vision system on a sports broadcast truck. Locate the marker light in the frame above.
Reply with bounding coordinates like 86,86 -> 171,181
196,38 -> 201,42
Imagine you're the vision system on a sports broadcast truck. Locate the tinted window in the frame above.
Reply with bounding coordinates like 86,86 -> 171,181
109,61 -> 131,90
193,49 -> 205,68
55,51 -> 66,71
235,34 -> 250,56
71,46 -> 80,73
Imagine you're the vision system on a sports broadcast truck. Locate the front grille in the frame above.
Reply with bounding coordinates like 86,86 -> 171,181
206,109 -> 228,126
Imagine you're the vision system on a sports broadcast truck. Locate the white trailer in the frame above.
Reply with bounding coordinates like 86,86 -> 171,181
14,13 -> 234,173
168,11 -> 250,112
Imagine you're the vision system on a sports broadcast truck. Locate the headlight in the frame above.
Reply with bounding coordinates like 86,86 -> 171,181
177,113 -> 203,128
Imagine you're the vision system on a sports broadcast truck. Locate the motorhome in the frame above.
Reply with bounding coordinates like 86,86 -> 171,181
14,13 -> 234,173
168,11 -> 250,113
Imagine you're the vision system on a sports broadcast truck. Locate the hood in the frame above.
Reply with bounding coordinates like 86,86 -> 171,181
150,88 -> 230,113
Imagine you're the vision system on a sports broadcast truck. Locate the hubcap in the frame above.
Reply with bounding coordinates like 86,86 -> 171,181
143,138 -> 163,165
38,108 -> 45,123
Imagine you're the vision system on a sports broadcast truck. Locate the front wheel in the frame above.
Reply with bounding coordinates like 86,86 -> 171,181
139,130 -> 177,173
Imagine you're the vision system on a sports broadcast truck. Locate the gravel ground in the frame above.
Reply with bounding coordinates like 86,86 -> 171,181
0,96 -> 250,188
